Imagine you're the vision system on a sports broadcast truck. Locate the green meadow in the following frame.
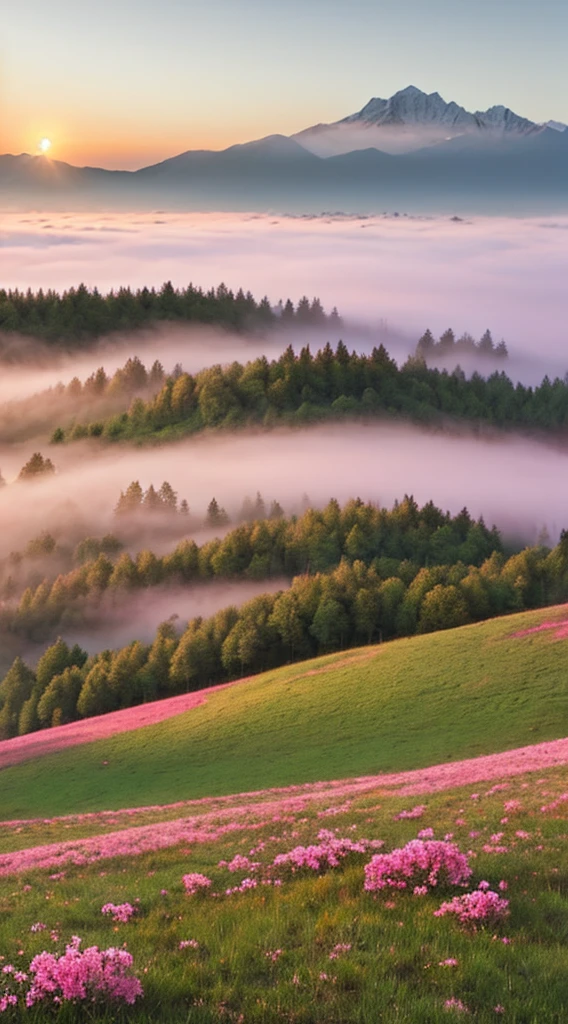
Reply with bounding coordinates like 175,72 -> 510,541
2,604 -> 567,821
1,766 -> 568,1023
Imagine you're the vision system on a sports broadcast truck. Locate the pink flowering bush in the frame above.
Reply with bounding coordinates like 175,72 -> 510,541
434,885 -> 510,930
273,830 -> 383,875
101,902 -> 135,923
364,840 -> 472,893
0,937 -> 142,1010
182,872 -> 212,895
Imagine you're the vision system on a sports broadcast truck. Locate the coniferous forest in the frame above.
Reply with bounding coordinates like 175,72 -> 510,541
51,342 -> 568,445
0,282 -> 566,743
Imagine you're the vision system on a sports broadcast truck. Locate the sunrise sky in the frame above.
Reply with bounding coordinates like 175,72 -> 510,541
4,0 -> 568,170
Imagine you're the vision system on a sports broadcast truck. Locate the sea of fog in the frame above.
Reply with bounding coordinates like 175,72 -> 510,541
0,210 -> 567,666
2,211 -> 568,388
1,423 -> 567,555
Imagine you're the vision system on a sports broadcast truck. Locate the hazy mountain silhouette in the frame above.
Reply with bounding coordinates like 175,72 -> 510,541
2,91 -> 568,214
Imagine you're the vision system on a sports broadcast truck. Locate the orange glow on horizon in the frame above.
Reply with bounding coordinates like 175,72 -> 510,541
6,112 -> 302,170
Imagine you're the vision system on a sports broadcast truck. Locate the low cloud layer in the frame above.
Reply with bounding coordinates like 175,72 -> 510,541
1,422 -> 567,558
1,212 -> 568,384
58,580 -> 287,657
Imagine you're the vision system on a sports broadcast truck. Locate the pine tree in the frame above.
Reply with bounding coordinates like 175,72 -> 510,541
18,453 -> 56,480
206,498 -> 229,528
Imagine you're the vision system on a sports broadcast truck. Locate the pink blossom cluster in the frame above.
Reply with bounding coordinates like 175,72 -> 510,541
434,886 -> 510,929
179,939 -> 199,950
364,840 -> 472,893
394,805 -> 426,820
219,854 -> 260,873
273,831 -> 383,874
0,937 -> 142,1009
317,802 -> 352,818
182,873 -> 212,895
265,949 -> 282,962
101,902 -> 135,924
224,876 -> 258,895
444,997 -> 470,1013
329,943 -> 351,960
540,792 -> 568,814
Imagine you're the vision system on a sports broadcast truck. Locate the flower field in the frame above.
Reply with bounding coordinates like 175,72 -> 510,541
1,751 -> 568,1021
1,604 -> 568,1020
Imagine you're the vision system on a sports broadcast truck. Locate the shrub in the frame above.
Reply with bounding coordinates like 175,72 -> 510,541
364,840 -> 472,892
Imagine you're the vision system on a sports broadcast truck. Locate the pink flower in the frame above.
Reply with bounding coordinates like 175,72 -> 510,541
179,939 -> 199,950
444,997 -> 469,1013
394,805 -> 426,820
182,873 -> 212,896
439,958 -> 458,967
273,833 -> 382,876
101,903 -> 135,924
329,943 -> 351,960
435,889 -> 509,930
24,936 -> 142,1007
265,949 -> 282,962
364,840 -> 472,893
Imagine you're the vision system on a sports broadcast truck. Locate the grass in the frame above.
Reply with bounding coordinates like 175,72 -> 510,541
1,765 -> 568,1022
1,604 -> 568,821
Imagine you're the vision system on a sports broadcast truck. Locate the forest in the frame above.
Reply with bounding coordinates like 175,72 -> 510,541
51,341 -> 568,445
0,282 -> 341,348
1,495 -> 567,739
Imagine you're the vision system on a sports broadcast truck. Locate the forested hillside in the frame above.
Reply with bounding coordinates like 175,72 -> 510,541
52,342 -> 568,445
1,496 -> 567,738
0,282 -> 341,347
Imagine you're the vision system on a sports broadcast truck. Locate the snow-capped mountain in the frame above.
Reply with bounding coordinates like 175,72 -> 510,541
293,86 -> 545,156
345,86 -> 480,129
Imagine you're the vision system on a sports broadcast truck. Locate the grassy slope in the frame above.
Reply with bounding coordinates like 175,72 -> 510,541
1,767 -> 568,1023
2,605 -> 568,821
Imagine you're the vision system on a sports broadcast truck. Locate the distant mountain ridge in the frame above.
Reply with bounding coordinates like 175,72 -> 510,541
1,87 -> 567,214
293,85 -> 555,156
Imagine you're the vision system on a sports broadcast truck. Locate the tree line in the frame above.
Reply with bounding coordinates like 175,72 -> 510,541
2,497 -> 501,639
51,342 -> 568,445
0,282 -> 341,347
1,524 -> 567,738
0,487 -> 282,603
416,328 -> 508,361
0,356 -> 167,445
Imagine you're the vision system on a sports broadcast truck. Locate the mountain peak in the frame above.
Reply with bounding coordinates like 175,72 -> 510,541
293,86 -> 547,157
342,86 -> 479,131
474,104 -> 536,134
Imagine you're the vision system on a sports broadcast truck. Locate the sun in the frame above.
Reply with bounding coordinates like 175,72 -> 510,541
38,137 -> 52,154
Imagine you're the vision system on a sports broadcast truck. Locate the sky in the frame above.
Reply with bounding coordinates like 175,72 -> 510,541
3,0 -> 568,169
